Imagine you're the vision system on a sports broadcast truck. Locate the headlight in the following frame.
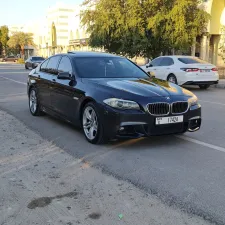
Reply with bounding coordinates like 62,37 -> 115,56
188,95 -> 198,106
103,98 -> 140,110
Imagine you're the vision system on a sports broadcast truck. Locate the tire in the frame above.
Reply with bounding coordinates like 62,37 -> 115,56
25,64 -> 29,69
32,64 -> 35,69
29,87 -> 43,116
199,84 -> 210,90
82,102 -> 107,144
167,74 -> 178,84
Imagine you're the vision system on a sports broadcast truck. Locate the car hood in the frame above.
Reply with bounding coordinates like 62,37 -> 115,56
86,77 -> 194,97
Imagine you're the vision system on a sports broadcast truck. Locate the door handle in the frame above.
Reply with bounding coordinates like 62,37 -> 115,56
52,79 -> 56,82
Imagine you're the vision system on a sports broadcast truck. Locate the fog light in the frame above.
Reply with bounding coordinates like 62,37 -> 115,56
119,127 -> 125,131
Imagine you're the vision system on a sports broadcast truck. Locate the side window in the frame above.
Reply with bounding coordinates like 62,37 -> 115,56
151,58 -> 162,67
40,59 -> 49,72
58,56 -> 73,73
160,57 -> 174,66
46,56 -> 61,75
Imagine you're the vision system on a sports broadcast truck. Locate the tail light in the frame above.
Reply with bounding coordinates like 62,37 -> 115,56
181,68 -> 199,72
212,68 -> 218,72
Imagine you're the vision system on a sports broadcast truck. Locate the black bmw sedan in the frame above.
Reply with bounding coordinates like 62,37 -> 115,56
27,52 -> 201,144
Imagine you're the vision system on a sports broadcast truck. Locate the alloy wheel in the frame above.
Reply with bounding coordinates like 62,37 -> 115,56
83,106 -> 98,141
168,76 -> 176,83
29,90 -> 37,114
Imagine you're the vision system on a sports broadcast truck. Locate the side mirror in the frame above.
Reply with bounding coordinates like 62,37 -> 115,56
57,72 -> 73,80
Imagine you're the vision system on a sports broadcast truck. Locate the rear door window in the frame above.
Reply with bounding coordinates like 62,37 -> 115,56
40,59 -> 49,72
46,56 -> 61,74
160,57 -> 174,66
151,57 -> 163,67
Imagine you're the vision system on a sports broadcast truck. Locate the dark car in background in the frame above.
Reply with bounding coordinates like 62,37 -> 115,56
27,52 -> 201,144
2,55 -> 18,62
25,56 -> 45,69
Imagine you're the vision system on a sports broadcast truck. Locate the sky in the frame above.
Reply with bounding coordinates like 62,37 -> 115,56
0,0 -> 83,26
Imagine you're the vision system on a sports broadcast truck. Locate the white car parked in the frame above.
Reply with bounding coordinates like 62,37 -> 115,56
141,56 -> 219,89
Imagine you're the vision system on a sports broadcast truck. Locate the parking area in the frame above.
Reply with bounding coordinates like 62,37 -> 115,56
1,64 -> 225,224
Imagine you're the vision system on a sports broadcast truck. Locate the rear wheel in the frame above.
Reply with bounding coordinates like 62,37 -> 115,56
199,84 -> 210,90
82,102 -> 107,144
167,74 -> 178,84
29,88 -> 43,116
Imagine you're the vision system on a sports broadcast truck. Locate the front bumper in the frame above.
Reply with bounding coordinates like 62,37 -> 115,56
99,104 -> 201,139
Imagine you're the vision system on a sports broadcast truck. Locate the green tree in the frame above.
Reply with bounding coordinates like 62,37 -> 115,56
81,0 -> 210,59
0,26 -> 9,56
7,32 -> 35,58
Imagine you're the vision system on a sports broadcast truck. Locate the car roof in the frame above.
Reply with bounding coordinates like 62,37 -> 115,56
67,51 -> 122,58
159,55 -> 196,59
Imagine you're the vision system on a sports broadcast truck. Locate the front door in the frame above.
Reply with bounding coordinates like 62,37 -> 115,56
147,57 -> 163,78
157,57 -> 175,80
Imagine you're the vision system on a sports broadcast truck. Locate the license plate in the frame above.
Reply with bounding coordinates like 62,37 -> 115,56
200,69 -> 210,72
156,115 -> 183,125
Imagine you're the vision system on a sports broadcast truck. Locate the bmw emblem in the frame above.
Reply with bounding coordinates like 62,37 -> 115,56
166,97 -> 170,100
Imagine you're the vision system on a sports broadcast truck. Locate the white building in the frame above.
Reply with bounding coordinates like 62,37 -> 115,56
45,2 -> 75,55
192,0 -> 225,66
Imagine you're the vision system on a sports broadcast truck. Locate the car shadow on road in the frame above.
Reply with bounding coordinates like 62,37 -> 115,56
182,85 -> 214,92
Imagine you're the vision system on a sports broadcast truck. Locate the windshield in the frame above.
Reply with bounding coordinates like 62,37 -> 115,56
73,57 -> 149,78
178,57 -> 207,64
32,57 -> 45,61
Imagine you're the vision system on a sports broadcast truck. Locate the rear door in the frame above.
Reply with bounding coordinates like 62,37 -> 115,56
36,58 -> 52,109
44,55 -> 62,109
50,56 -> 78,121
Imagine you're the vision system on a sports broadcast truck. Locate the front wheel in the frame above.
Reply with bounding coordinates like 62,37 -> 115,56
25,64 -> 29,69
82,102 -> 107,144
29,88 -> 43,116
199,84 -> 210,90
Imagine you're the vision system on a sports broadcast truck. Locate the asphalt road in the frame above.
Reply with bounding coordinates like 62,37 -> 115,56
1,64 -> 225,225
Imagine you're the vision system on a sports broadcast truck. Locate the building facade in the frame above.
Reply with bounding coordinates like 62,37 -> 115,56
193,0 -> 225,66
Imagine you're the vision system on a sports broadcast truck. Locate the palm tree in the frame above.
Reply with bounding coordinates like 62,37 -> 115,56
7,32 -> 35,58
